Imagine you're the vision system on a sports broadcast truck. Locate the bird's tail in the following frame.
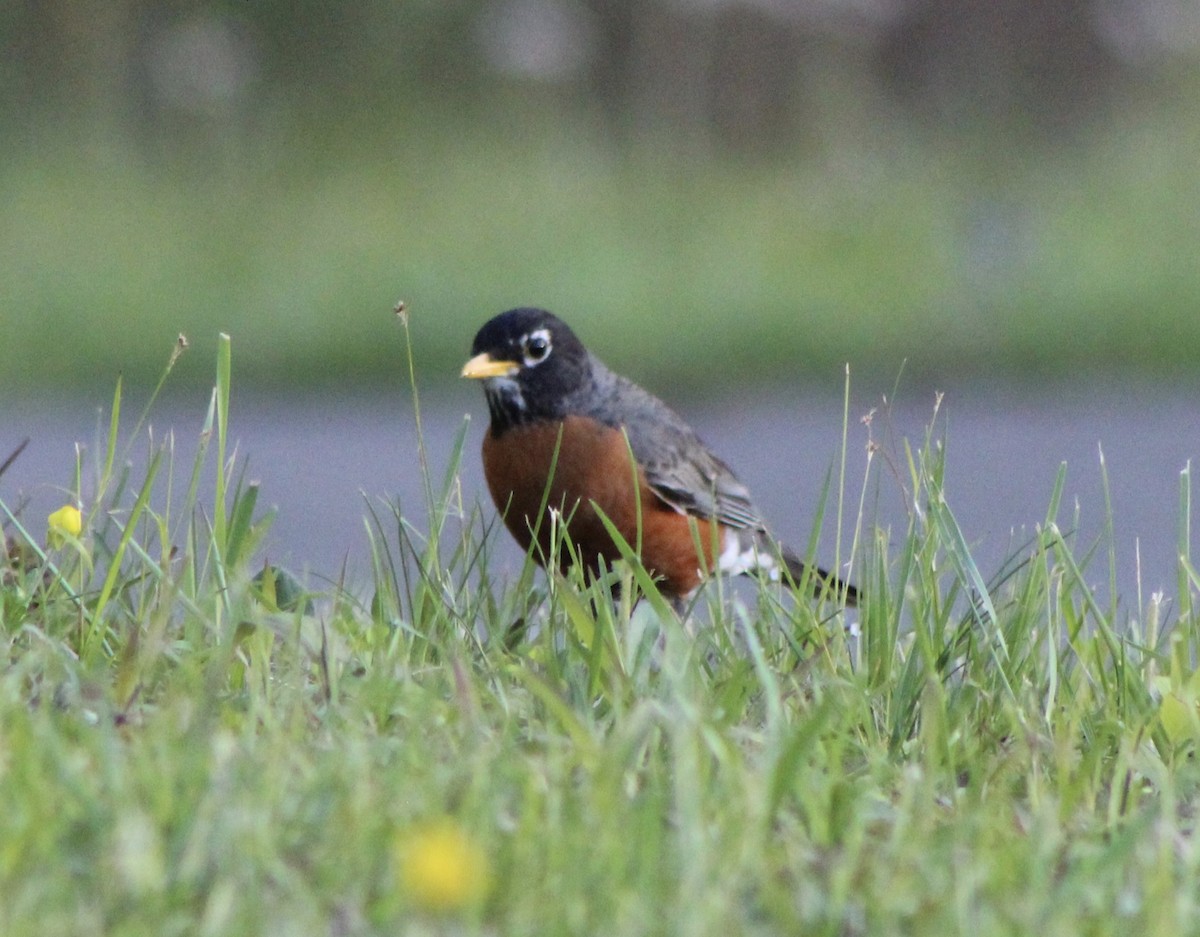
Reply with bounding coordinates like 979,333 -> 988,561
723,527 -> 858,607
781,548 -> 858,608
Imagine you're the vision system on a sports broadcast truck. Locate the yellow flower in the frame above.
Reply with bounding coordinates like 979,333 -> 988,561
48,504 -> 83,547
397,819 -> 490,913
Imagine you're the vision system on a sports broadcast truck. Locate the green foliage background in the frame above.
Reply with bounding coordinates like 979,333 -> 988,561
3,2 -> 1199,395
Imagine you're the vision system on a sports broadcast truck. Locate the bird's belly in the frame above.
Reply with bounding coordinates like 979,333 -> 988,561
481,416 -> 720,595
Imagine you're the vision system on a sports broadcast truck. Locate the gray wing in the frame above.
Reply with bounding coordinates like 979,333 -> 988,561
579,365 -> 767,531
638,437 -> 765,531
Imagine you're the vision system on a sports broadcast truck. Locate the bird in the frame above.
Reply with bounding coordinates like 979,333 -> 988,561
461,307 -> 857,609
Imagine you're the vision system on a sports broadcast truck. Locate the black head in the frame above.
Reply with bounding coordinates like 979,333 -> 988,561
462,308 -> 593,432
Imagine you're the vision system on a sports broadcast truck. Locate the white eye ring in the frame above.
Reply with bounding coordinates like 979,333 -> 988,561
522,328 -> 552,366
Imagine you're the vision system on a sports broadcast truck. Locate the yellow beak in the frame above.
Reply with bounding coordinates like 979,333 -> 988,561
461,352 -> 519,379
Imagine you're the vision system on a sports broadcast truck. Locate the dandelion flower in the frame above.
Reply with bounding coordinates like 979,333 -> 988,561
48,504 -> 82,547
397,819 -> 490,914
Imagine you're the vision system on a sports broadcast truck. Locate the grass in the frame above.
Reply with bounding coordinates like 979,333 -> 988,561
3,94 -> 1200,396
3,331 -> 1200,937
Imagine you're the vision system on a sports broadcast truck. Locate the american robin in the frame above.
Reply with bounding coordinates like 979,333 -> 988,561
461,308 -> 857,608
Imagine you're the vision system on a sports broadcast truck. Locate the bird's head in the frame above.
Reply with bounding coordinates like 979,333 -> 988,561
462,308 -> 591,430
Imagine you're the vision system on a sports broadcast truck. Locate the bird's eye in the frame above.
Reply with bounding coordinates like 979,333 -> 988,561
523,331 -> 551,364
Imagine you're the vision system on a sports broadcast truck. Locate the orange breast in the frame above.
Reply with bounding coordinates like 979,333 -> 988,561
481,416 -> 722,597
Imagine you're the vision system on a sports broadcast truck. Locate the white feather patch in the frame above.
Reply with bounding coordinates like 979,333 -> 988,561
716,530 -> 779,579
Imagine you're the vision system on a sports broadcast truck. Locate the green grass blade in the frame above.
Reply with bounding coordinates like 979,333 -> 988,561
213,332 -> 232,558
86,447 -> 163,659
103,373 -> 122,484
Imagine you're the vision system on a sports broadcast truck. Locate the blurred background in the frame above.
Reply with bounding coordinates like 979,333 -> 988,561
4,0 -> 1200,598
